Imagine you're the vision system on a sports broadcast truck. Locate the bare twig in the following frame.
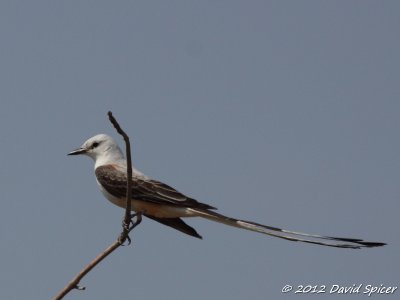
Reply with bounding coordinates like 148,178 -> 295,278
53,112 -> 139,300
53,239 -> 121,300
107,111 -> 133,242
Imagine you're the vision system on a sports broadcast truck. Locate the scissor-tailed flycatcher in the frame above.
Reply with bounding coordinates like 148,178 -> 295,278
68,134 -> 385,249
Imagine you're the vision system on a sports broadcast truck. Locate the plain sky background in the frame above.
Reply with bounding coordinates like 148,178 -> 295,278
0,1 -> 399,299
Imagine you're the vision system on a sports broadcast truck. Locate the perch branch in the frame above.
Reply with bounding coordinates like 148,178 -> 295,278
53,111 -> 139,299
107,111 -> 133,240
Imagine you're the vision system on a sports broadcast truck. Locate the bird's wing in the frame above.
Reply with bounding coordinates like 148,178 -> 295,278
145,215 -> 202,239
95,164 -> 215,210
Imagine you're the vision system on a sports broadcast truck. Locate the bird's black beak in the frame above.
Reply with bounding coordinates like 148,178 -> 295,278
68,147 -> 87,156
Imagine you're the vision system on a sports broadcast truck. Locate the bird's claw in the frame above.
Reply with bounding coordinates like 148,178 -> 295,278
118,213 -> 142,246
118,232 -> 132,246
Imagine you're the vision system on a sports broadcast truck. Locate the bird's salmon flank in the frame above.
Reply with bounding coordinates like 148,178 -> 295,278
69,134 -> 386,249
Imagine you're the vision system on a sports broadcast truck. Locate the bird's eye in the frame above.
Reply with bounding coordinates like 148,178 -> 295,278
92,142 -> 99,148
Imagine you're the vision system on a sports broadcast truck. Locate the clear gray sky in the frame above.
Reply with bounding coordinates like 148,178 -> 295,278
0,1 -> 398,299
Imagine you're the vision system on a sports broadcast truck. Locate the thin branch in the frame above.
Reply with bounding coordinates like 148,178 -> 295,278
53,112 -> 139,300
107,111 -> 133,239
53,239 -> 121,300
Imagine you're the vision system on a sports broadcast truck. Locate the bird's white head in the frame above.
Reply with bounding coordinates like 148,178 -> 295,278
68,134 -> 125,168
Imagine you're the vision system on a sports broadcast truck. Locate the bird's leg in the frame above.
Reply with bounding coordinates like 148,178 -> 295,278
118,213 -> 143,246
129,212 -> 142,231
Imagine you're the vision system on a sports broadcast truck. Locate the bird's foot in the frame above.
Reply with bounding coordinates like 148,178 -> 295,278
118,213 -> 142,246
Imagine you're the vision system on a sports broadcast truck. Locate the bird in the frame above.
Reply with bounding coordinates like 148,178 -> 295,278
68,133 -> 385,249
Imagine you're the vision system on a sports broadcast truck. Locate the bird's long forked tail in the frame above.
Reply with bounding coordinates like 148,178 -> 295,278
189,208 -> 386,249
